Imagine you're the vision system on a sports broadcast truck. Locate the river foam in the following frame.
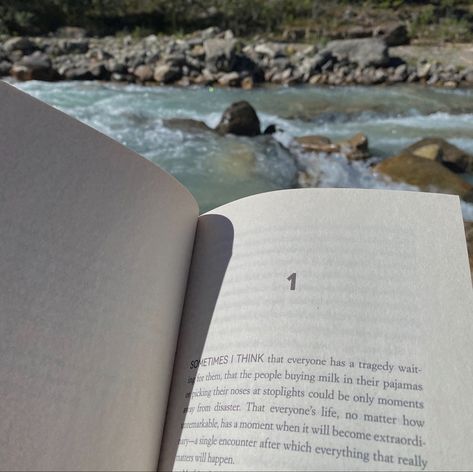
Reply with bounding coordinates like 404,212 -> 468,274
12,80 -> 473,218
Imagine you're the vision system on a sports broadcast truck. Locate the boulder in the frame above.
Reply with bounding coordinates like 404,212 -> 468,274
4,37 -> 38,55
215,101 -> 261,137
464,221 -> 473,276
154,63 -> 182,83
134,64 -> 154,82
203,38 -> 236,73
374,23 -> 409,46
323,38 -> 390,68
374,153 -> 473,202
11,52 -> 56,81
403,137 -> 473,173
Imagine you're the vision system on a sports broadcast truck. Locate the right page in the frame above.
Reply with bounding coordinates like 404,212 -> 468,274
159,188 -> 473,471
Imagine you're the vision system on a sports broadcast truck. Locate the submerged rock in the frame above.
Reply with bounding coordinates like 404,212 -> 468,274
374,153 -> 473,202
294,133 -> 370,161
403,137 -> 473,173
215,101 -> 261,136
163,118 -> 213,133
294,135 -> 338,153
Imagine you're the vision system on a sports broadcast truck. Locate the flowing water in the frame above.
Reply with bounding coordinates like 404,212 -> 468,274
12,80 -> 473,218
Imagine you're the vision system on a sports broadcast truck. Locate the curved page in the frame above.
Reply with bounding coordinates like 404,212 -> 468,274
160,188 -> 472,471
0,82 -> 198,471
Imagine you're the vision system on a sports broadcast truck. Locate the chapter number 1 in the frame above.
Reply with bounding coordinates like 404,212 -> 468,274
287,272 -> 296,290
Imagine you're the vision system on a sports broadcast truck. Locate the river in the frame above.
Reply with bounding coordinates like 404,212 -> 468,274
13,80 -> 473,218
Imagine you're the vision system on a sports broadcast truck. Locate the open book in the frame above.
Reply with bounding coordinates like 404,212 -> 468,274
1,81 -> 472,471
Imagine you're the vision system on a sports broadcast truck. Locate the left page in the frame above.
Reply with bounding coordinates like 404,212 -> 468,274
0,82 -> 198,471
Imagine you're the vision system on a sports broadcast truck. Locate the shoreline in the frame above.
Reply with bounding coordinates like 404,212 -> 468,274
1,28 -> 473,89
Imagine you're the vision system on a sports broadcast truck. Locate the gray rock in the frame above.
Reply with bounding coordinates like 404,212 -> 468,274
391,63 -> 408,82
62,39 -> 89,55
13,52 -> 56,81
272,57 -> 291,71
300,51 -> 334,75
62,66 -> 95,80
89,63 -> 109,80
464,70 -> 473,83
4,37 -> 38,54
323,38 -> 390,68
106,59 -> 127,74
201,26 -> 220,40
0,60 -> 11,76
203,38 -> 236,73
134,64 -> 154,82
164,53 -> 186,67
218,71 -> 240,86
154,63 -> 182,83
87,49 -> 113,61
417,62 -> 431,79
254,43 -> 285,59
145,51 -> 161,64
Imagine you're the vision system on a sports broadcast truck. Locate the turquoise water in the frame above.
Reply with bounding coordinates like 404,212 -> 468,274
13,81 -> 473,218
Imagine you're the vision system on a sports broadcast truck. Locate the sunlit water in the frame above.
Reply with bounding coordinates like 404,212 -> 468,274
12,80 -> 473,219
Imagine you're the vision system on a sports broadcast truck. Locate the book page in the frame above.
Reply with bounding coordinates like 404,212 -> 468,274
159,188 -> 473,471
0,82 -> 198,471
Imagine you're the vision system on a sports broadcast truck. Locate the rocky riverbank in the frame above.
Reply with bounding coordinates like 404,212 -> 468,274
2,26 -> 473,88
